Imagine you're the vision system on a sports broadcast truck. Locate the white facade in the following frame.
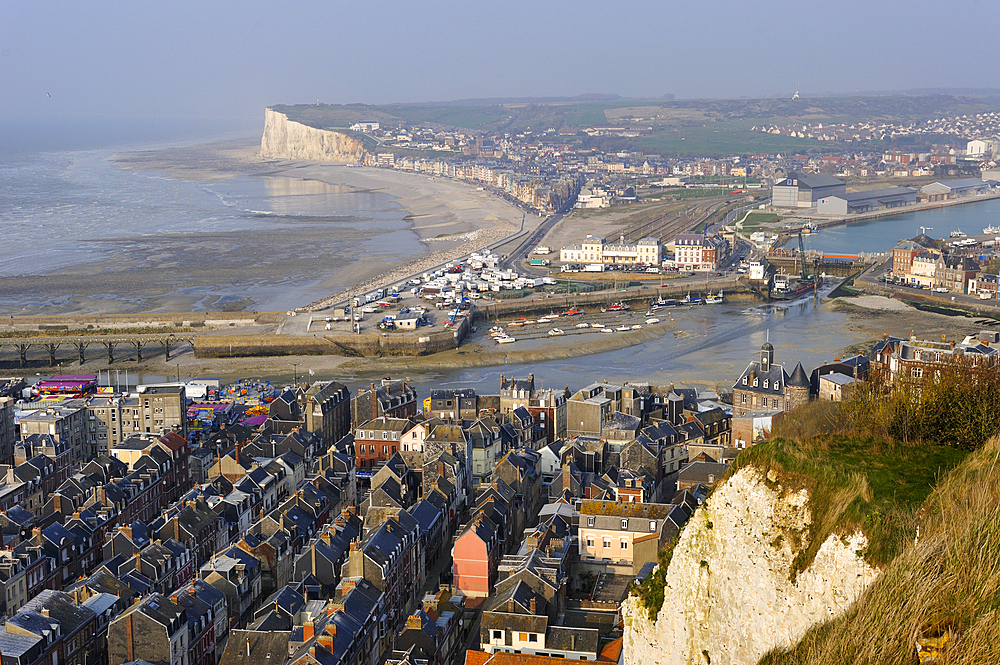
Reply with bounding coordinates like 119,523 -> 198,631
560,235 -> 661,265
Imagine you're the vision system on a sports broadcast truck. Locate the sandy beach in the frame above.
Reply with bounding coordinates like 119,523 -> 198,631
0,139 -> 524,316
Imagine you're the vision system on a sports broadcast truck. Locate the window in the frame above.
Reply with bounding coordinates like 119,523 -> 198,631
741,393 -> 747,404
586,536 -> 594,547
753,378 -> 758,387
587,516 -> 595,527
650,520 -> 657,532
520,632 -> 528,641
621,518 -> 628,529
493,630 -> 502,640
763,379 -> 768,388
620,540 -> 628,549
742,377 -> 747,385
382,445 -> 388,454
529,634 -> 538,643
603,538 -> 611,548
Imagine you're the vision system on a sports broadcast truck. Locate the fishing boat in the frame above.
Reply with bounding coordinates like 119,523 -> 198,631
680,293 -> 702,305
562,308 -> 583,316
606,302 -> 630,312
651,297 -> 676,308
507,321 -> 524,328
985,225 -> 1000,235
495,335 -> 516,344
771,273 -> 823,300
547,328 -> 565,336
705,290 -> 724,304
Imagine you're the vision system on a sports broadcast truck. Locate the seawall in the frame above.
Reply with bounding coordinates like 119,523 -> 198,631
260,108 -> 368,163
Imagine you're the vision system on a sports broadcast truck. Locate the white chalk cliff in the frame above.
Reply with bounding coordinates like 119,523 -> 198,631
260,108 -> 368,163
622,467 -> 879,665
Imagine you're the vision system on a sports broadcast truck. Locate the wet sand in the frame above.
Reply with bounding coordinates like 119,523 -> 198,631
1,139 -> 522,316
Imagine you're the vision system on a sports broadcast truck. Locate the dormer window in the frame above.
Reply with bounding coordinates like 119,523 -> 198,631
763,379 -> 769,389
742,377 -> 747,385
753,378 -> 758,387
621,519 -> 629,529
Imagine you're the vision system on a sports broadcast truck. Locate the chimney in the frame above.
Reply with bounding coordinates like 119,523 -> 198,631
171,594 -> 178,603
371,384 -> 377,417
326,621 -> 338,637
406,614 -> 422,630
507,598 -> 515,613
562,464 -> 571,490
302,622 -> 314,640
317,633 -> 334,650
188,588 -> 196,596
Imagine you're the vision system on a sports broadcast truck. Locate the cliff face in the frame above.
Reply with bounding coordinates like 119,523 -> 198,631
260,108 -> 368,163
622,467 -> 879,665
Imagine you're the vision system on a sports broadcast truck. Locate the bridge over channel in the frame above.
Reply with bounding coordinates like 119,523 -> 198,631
0,334 -> 196,367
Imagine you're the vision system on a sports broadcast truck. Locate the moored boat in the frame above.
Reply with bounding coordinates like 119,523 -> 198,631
548,328 -> 565,336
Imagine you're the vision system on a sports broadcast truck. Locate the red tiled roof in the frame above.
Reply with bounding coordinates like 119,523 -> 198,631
465,651 -> 594,665
599,637 -> 623,662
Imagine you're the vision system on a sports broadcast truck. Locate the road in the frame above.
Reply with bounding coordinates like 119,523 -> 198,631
499,206 -> 572,276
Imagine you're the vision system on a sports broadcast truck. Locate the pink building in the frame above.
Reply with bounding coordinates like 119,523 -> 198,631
452,513 -> 500,598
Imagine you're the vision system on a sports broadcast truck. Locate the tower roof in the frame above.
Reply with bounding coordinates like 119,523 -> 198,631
788,362 -> 810,387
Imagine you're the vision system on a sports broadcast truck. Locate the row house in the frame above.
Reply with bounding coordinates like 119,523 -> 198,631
107,592 -> 188,665
7,589 -> 100,665
15,434 -> 73,488
342,512 -> 421,637
353,417 -> 412,473
173,580 -> 228,665
351,379 -> 418,428
301,381 -> 352,451
292,511 -> 363,597
200,546 -> 263,629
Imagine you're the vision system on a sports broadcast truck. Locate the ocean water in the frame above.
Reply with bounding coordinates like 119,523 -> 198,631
0,118 -> 419,311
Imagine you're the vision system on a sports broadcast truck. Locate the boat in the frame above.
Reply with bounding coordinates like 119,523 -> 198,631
950,230 -> 967,238
645,318 -> 660,324
495,335 -> 516,344
705,290 -> 724,304
600,328 -> 614,333
631,324 -> 642,330
562,309 -> 583,316
680,293 -> 702,305
507,321 -> 524,327
771,273 -> 823,300
651,298 -> 676,308
537,317 -> 551,324
985,225 -> 1000,235
591,323 -> 605,328
547,328 -> 565,336
615,325 -> 630,331
606,302 -> 630,311
575,323 -> 590,328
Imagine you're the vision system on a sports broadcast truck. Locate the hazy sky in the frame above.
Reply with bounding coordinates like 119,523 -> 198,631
1,0 -> 994,134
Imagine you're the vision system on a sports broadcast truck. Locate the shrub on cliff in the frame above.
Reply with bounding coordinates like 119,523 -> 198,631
841,357 -> 1000,450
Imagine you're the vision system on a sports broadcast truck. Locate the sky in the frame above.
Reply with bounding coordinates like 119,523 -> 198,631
1,0 -> 995,137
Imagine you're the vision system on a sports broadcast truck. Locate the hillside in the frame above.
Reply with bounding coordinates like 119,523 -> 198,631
270,93 -> 1000,156
759,434 -> 1000,664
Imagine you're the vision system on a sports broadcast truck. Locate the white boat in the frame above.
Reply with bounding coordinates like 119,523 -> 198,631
631,324 -> 642,330
985,225 -> 1000,235
537,317 -> 551,324
646,318 -> 660,324
705,290 -> 724,304
495,335 -> 516,344
616,325 -> 630,331
600,327 -> 614,333
547,328 -> 565,336
576,323 -> 590,328
591,323 -> 605,328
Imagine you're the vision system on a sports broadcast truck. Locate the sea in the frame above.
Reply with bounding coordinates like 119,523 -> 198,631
0,115 -> 414,311
3,116 -> 995,390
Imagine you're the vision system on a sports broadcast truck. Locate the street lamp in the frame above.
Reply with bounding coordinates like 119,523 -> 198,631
289,363 -> 300,387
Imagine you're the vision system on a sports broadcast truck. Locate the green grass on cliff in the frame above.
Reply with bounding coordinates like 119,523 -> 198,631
729,434 -> 967,574
759,435 -> 1000,665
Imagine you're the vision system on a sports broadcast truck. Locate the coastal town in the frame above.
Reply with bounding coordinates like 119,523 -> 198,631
0,312 -> 994,665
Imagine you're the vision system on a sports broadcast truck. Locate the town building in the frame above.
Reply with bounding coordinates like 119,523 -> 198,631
732,343 -> 811,416
772,171 -> 846,208
673,233 -> 730,272
559,235 -> 662,266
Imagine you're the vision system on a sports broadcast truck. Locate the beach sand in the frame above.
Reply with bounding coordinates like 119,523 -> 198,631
0,140 -> 525,316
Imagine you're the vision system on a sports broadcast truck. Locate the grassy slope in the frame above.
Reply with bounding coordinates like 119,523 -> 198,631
759,435 -> 1000,664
